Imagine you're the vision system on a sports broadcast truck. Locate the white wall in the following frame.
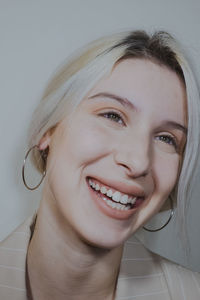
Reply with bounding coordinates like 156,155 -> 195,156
0,0 -> 200,270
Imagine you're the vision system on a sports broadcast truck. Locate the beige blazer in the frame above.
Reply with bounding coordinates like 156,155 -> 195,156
0,215 -> 200,300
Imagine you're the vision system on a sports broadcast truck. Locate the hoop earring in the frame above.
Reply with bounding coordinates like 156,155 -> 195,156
22,145 -> 47,190
143,196 -> 174,232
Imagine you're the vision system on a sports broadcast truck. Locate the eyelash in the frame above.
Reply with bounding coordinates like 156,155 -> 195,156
155,135 -> 178,149
99,111 -> 178,150
99,111 -> 125,125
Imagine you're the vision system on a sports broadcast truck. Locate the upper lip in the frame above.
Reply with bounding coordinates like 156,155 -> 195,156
87,176 -> 145,198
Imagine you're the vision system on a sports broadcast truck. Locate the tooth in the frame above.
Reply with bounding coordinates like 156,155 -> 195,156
115,204 -> 119,210
100,186 -> 107,194
107,189 -> 113,197
112,202 -> 117,209
121,195 -> 128,204
89,179 -> 92,186
111,202 -> 116,208
108,200 -> 113,207
92,182 -> 95,188
130,197 -> 137,204
95,184 -> 100,191
112,191 -> 121,202
103,197 -> 107,201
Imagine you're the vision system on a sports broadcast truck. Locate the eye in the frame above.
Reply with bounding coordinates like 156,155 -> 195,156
155,134 -> 178,150
99,111 -> 125,125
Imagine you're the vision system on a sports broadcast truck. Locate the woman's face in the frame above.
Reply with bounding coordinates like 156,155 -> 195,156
42,59 -> 187,249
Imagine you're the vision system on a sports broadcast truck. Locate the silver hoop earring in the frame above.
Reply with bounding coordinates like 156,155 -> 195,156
22,145 -> 47,190
143,196 -> 174,232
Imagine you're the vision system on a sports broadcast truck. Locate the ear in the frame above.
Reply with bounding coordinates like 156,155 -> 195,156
38,125 -> 58,151
38,132 -> 51,151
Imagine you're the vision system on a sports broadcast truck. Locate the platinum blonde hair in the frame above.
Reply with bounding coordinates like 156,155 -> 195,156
27,30 -> 200,243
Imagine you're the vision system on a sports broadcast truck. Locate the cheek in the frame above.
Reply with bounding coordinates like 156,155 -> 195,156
46,119 -> 115,198
61,120 -> 114,166
154,153 -> 180,196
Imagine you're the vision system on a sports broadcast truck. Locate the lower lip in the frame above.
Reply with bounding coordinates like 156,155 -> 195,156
87,179 -> 143,220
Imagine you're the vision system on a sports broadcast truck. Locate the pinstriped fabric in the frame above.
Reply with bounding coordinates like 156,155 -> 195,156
0,215 -> 200,300
115,236 -> 171,300
0,216 -> 34,300
160,258 -> 200,300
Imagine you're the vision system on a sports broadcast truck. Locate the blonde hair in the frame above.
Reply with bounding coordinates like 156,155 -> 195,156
27,30 -> 200,243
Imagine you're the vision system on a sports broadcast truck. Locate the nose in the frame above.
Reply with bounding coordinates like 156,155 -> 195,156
113,134 -> 151,178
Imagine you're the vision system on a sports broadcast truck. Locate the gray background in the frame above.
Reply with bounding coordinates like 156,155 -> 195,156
0,0 -> 200,271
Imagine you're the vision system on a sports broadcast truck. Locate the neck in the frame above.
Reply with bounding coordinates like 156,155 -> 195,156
27,186 -> 123,300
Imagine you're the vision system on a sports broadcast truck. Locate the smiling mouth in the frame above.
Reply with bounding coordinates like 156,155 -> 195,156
88,177 -> 144,211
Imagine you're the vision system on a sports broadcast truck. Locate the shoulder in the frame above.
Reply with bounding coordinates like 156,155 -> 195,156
116,235 -> 171,299
0,214 -> 36,248
0,214 -> 36,300
159,256 -> 200,299
116,235 -> 200,300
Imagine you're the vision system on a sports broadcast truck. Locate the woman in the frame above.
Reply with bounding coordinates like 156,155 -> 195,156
1,30 -> 200,299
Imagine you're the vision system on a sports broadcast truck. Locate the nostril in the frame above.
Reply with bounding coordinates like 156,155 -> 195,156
126,167 -> 148,179
117,160 -> 150,179
119,163 -> 130,170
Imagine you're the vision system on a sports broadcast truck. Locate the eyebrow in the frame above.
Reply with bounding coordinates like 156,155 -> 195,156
88,92 -> 187,135
88,92 -> 137,111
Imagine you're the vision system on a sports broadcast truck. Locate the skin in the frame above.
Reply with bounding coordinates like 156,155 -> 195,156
27,58 -> 187,300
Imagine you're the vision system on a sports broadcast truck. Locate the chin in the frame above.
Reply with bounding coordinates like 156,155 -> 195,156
77,223 -> 132,250
84,237 -> 125,250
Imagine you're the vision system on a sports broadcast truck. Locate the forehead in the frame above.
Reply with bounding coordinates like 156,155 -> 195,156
87,58 -> 187,125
